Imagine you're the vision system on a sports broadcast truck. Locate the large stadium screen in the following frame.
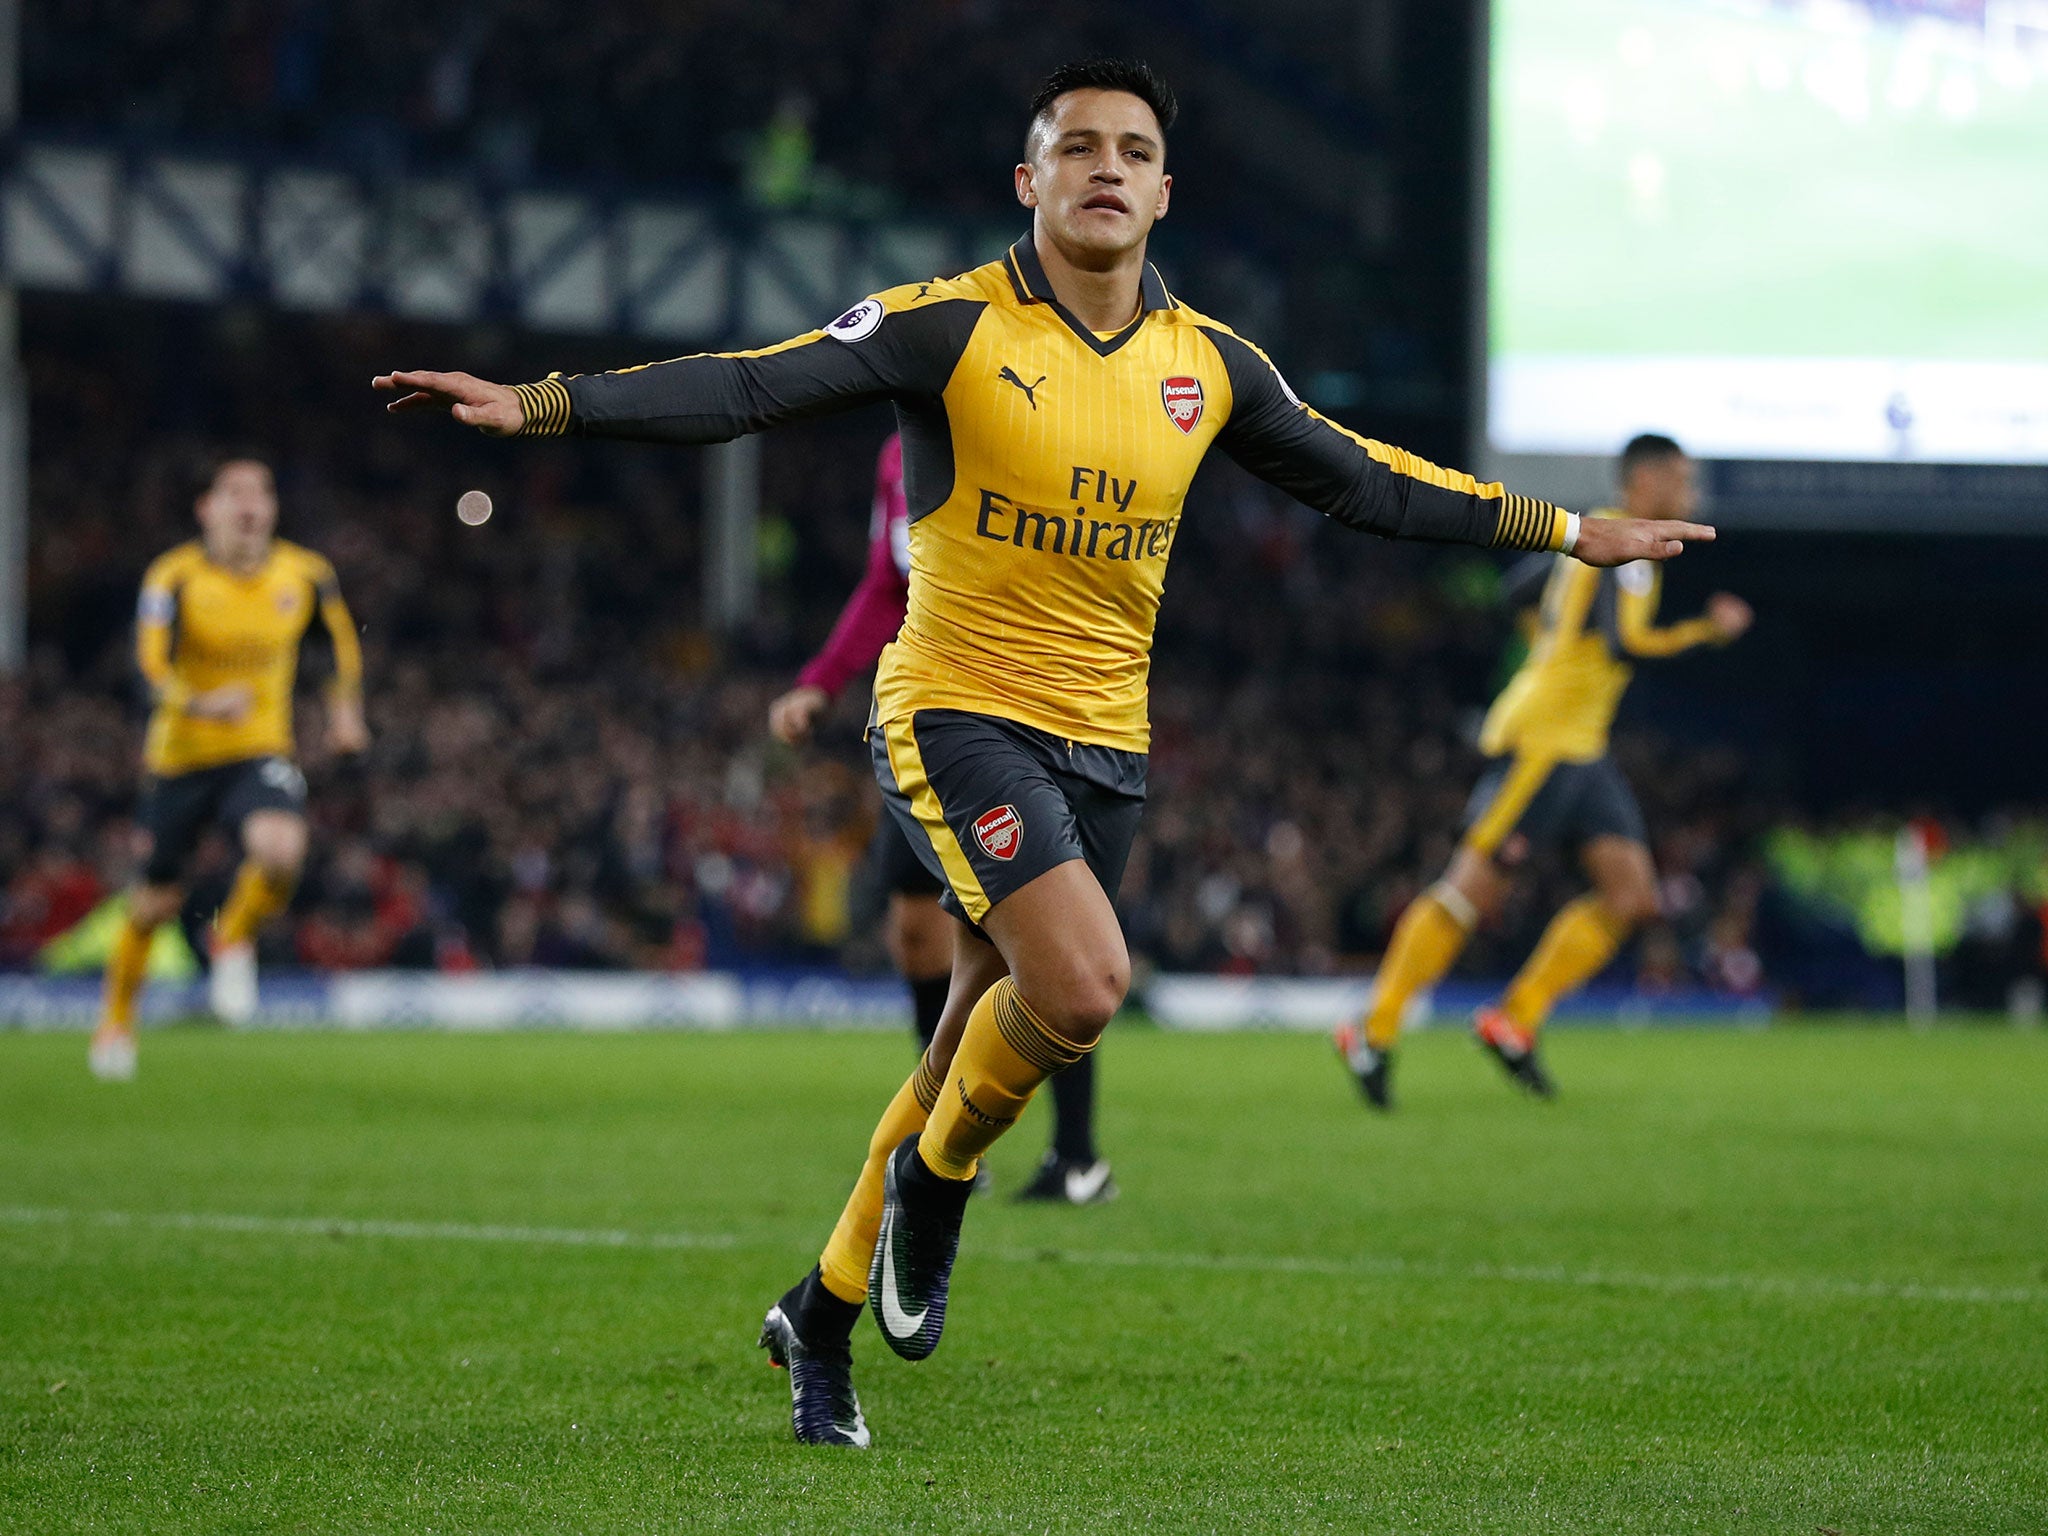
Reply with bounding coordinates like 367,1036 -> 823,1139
1487,0 -> 2048,464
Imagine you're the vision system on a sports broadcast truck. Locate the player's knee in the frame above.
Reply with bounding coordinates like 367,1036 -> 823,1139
1603,881 -> 1659,931
1038,950 -> 1129,1045
130,883 -> 182,929
243,816 -> 307,877
254,849 -> 305,884
1444,851 -> 1509,921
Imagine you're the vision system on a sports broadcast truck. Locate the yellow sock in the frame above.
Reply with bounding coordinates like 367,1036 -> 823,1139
817,1053 -> 944,1303
1362,885 -> 1477,1049
101,916 -> 155,1031
918,979 -> 1087,1181
215,863 -> 295,948
1502,895 -> 1631,1034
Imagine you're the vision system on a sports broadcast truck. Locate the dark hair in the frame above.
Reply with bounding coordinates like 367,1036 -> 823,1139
1619,433 -> 1685,479
1026,59 -> 1178,154
188,448 -> 273,505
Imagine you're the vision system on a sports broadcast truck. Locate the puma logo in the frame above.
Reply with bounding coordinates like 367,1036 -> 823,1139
997,367 -> 1047,410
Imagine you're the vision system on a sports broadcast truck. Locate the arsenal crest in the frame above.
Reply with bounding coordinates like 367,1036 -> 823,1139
1161,376 -> 1204,434
973,804 -> 1023,862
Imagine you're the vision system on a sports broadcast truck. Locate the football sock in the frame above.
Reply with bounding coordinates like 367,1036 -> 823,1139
1048,1047 -> 1098,1165
101,915 -> 155,1030
918,979 -> 1088,1181
779,1264 -> 862,1347
817,1052 -> 944,1303
909,973 -> 950,1052
1362,884 -> 1477,1049
215,862 -> 295,947
1501,895 -> 1631,1034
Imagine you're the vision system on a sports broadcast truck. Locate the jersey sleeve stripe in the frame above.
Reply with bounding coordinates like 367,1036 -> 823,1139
513,333 -> 836,434
1204,318 -> 1538,518
1312,406 -> 1569,551
1491,494 -> 1571,553
513,377 -> 574,436
1357,434 -> 1502,499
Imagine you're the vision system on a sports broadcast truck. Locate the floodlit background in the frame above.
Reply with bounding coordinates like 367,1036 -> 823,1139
3,5 -> 2047,1532
4,0 -> 2044,1026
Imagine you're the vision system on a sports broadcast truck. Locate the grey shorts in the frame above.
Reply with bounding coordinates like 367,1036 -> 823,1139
1462,751 -> 1647,866
140,755 -> 308,884
869,709 -> 1146,928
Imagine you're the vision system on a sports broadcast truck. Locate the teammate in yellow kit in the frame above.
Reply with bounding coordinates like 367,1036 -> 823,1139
1336,434 -> 1752,1108
377,61 -> 1713,1446
89,457 -> 367,1081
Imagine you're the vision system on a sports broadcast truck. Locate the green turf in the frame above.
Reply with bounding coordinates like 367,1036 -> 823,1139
4,1023 -> 2045,1533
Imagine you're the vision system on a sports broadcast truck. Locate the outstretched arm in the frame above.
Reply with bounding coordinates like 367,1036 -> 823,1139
1200,324 -> 1713,565
1616,567 -> 1752,658
375,292 -> 982,445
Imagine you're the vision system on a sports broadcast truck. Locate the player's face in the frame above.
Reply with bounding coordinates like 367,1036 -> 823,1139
1016,90 -> 1171,263
1631,454 -> 1697,521
197,461 -> 279,558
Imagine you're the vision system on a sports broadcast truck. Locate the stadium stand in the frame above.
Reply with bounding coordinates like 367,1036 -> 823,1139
4,300 -> 1791,989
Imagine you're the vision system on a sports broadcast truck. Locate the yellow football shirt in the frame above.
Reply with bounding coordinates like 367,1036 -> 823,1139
1479,510 -> 1727,763
514,235 -> 1572,752
136,539 -> 363,775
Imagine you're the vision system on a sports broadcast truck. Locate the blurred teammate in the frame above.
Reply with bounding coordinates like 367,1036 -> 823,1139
1336,435 -> 1752,1109
767,434 -> 1114,1205
378,60 -> 1708,1447
89,457 -> 367,1081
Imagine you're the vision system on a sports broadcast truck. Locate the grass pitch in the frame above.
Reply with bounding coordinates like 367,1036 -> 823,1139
3,1022 -> 2045,1533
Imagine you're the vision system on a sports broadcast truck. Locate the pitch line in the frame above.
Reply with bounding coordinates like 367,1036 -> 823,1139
999,1246 -> 2048,1307
4,1206 -> 2041,1307
0,1205 -> 736,1252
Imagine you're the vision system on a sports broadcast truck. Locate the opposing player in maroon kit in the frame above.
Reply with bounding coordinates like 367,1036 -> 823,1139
768,436 -> 1115,1204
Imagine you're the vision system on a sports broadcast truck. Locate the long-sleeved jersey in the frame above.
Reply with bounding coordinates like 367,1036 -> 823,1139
513,234 -> 1571,751
794,434 -> 911,698
136,539 -> 362,775
1479,510 -> 1727,763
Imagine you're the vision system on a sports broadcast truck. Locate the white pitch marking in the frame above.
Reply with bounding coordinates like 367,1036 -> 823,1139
0,1206 -> 734,1251
994,1246 -> 2048,1308
3,1207 -> 2041,1307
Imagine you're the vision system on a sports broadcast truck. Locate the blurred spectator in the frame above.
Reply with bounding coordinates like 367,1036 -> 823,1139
3,300 -> 1950,997
21,0 -> 1324,237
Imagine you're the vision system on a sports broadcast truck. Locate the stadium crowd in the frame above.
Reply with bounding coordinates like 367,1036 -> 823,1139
24,0 -> 1332,233
0,301 -> 1818,994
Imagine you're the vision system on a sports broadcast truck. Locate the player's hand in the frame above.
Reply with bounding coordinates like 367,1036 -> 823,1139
768,685 -> 830,746
1571,516 -> 1715,567
1707,592 -> 1753,641
326,696 -> 372,755
372,371 -> 525,435
186,683 -> 254,723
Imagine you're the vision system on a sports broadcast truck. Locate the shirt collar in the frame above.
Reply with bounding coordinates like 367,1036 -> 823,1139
1005,232 -> 1175,314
